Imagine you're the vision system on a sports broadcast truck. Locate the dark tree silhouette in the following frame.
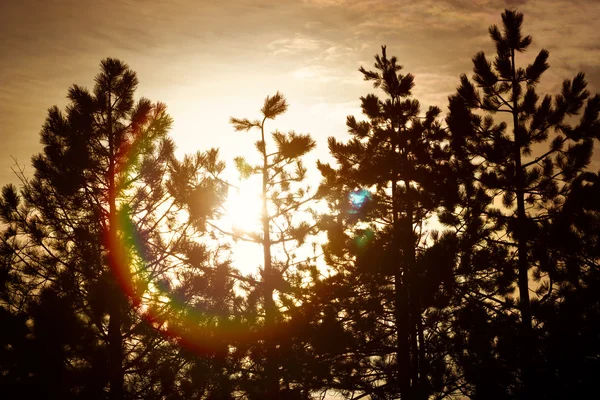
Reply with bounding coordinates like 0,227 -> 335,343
317,46 -> 459,399
1,9 -> 600,399
0,59 -> 230,399
230,92 -> 321,399
447,8 -> 600,398
530,172 -> 600,398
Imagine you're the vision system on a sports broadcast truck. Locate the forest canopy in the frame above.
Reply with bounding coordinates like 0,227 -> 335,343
1,9 -> 599,400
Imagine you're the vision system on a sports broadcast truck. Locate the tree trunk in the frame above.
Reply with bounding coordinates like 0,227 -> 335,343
261,122 -> 279,400
395,250 -> 411,399
107,91 -> 124,400
392,121 -> 411,399
405,190 -> 421,400
511,48 -> 533,398
416,311 -> 427,400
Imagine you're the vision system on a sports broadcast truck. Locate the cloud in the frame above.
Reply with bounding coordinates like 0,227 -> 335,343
322,45 -> 356,61
299,0 -> 600,95
1,0 -> 599,185
304,21 -> 323,29
268,33 -> 330,56
292,64 -> 361,85
266,33 -> 362,88
301,0 -> 347,6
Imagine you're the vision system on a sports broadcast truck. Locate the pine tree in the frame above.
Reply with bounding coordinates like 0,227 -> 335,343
447,9 -> 600,397
0,59 -> 230,399
317,46 -> 458,399
229,92 -> 320,399
530,171 -> 600,398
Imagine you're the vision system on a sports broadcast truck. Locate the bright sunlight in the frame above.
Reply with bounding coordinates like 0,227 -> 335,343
222,174 -> 263,235
218,174 -> 265,275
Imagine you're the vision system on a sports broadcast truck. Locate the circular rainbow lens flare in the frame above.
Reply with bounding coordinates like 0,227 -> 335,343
105,131 -> 260,355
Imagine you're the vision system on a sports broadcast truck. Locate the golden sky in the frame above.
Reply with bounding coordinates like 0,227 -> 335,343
1,0 -> 599,185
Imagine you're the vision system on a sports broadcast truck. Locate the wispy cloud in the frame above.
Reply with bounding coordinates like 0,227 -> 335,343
300,0 -> 600,80
292,64 -> 361,85
1,0 -> 599,184
268,33 -> 331,56
267,33 -> 362,87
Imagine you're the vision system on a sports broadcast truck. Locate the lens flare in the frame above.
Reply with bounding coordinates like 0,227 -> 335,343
355,228 -> 374,249
106,127 -> 260,355
349,189 -> 370,214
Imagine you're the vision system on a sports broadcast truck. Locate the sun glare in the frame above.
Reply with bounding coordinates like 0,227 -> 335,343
222,175 -> 264,234
218,175 -> 265,275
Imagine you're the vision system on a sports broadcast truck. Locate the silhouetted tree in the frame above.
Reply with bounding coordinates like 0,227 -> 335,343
318,46 -> 459,399
447,8 -> 600,398
528,170 -> 600,398
0,59 -> 230,399
230,92 -> 321,399
2,12 -> 599,399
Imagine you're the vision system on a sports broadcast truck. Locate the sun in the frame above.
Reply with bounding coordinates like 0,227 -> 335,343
217,175 -> 265,275
222,175 -> 264,235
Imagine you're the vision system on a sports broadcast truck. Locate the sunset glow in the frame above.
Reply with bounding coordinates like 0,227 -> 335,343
2,2 -> 600,399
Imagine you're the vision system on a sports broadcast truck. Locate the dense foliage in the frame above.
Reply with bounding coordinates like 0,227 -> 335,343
1,9 -> 598,400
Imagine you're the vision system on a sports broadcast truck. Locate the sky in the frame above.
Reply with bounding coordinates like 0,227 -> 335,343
1,0 -> 600,186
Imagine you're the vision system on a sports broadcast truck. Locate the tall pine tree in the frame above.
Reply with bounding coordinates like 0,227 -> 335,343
0,59 -> 230,399
447,9 -> 600,397
318,46 -> 458,399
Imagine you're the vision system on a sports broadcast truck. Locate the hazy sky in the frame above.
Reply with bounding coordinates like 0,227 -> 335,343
1,0 -> 599,185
